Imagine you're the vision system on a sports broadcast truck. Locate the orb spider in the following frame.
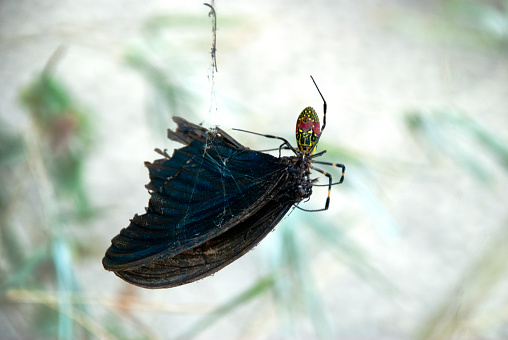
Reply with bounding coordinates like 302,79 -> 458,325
233,75 -> 346,212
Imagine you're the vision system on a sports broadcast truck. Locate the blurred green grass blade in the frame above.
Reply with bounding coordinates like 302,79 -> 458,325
0,122 -> 26,272
20,70 -> 94,219
0,124 -> 24,168
271,223 -> 308,337
52,237 -> 75,340
51,237 -> 94,340
347,171 -> 399,239
405,110 -> 508,181
453,114 -> 508,171
142,12 -> 244,34
179,274 -> 276,340
20,74 -> 73,128
124,49 -> 196,140
444,0 -> 508,43
416,224 -> 508,340
383,0 -> 508,51
302,213 -> 395,294
280,222 -> 333,339
0,245 -> 50,290
320,144 -> 400,239
143,14 -> 214,33
405,111 -> 485,178
0,222 -> 25,274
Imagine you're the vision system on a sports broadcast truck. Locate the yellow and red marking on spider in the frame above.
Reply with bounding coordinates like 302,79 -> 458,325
295,106 -> 321,153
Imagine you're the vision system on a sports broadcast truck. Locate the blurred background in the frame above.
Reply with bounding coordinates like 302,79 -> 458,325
1,0 -> 508,339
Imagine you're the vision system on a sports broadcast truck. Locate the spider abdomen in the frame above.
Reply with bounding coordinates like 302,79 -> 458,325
295,106 -> 320,153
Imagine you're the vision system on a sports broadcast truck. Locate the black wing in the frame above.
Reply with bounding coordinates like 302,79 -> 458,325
113,191 -> 294,288
103,117 -> 300,288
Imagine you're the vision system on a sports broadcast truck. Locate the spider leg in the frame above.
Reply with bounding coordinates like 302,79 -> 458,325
296,165 -> 332,212
232,128 -> 299,155
309,76 -> 327,155
312,160 -> 345,185
310,75 -> 327,133
277,142 -> 287,158
311,150 -> 327,158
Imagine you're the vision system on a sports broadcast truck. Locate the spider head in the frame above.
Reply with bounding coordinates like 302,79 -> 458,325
295,106 -> 320,154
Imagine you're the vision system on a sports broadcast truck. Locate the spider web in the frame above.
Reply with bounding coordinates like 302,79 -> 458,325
194,0 -> 228,229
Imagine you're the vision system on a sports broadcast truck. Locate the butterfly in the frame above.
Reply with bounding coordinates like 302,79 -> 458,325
102,77 -> 345,288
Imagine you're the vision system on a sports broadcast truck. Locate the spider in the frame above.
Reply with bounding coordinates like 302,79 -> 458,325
233,75 -> 346,212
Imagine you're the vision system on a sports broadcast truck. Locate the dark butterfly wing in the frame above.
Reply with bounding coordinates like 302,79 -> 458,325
103,117 -> 301,288
113,190 -> 294,288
